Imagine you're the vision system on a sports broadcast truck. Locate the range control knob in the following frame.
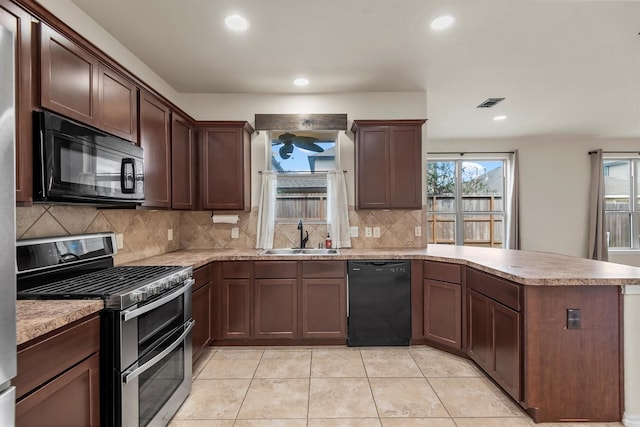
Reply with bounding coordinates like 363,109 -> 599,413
131,290 -> 144,303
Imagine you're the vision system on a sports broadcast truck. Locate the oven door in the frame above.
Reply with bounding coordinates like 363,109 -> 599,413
121,319 -> 194,427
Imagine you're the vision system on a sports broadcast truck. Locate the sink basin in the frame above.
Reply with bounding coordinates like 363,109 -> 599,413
259,248 -> 340,256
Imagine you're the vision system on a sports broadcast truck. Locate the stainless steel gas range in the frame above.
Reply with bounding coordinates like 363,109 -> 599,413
16,233 -> 194,427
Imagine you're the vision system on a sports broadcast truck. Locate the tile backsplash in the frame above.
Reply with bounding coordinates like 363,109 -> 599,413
16,205 -> 426,264
16,205 -> 181,265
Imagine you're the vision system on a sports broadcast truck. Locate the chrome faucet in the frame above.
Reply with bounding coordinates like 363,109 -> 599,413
297,219 -> 309,249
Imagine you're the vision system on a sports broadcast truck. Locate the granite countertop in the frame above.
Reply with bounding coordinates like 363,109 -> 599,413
16,300 -> 104,346
123,245 -> 640,287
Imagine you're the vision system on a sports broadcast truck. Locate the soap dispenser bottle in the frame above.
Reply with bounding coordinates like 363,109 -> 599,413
325,233 -> 332,249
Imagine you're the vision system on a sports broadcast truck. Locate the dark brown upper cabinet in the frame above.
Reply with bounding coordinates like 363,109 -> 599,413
352,119 -> 426,209
98,64 -> 138,143
40,22 -> 100,126
171,112 -> 195,210
1,1 -> 33,204
40,23 -> 139,143
199,122 -> 253,211
139,90 -> 171,208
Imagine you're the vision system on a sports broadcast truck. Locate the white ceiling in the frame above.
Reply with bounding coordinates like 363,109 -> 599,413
69,0 -> 640,140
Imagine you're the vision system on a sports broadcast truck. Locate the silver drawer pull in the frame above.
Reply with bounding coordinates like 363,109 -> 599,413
122,279 -> 194,322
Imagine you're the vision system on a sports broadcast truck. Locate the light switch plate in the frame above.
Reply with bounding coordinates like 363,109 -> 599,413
231,227 -> 240,239
168,228 -> 173,241
349,226 -> 359,237
116,233 -> 124,249
373,227 -> 381,238
415,226 -> 422,237
365,227 -> 372,237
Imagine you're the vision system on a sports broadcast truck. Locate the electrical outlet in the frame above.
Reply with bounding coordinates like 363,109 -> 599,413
373,227 -> 381,238
567,309 -> 581,329
116,233 -> 124,249
231,227 -> 239,239
168,228 -> 173,241
415,226 -> 422,237
365,227 -> 372,237
349,226 -> 359,238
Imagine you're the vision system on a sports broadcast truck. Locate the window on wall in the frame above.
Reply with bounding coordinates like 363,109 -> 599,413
269,130 -> 338,223
427,158 -> 506,247
603,158 -> 640,250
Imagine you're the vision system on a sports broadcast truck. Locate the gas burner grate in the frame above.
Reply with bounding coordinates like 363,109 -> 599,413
18,265 -> 185,299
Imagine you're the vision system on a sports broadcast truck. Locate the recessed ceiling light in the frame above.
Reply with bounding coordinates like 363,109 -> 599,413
430,15 -> 455,31
294,78 -> 309,87
493,115 -> 507,121
225,15 -> 249,31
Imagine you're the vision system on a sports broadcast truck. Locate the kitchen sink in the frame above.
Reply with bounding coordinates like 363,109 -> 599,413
259,248 -> 340,256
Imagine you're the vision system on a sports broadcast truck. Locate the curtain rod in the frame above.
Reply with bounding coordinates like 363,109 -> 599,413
427,151 -> 514,155
589,150 -> 640,155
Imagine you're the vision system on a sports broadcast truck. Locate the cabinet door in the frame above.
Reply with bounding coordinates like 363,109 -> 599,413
389,126 -> 422,208
201,127 -> 249,210
356,126 -> 389,209
254,278 -> 297,338
98,64 -> 137,142
221,278 -> 251,339
467,289 -> 492,372
423,279 -> 461,349
171,113 -> 195,210
493,303 -> 521,401
1,2 -> 33,203
140,91 -> 171,208
301,278 -> 346,339
192,282 -> 212,362
16,352 -> 100,427
40,23 -> 99,126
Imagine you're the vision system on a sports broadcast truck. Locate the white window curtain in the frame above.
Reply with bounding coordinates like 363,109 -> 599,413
326,170 -> 351,248
588,149 -> 608,261
256,171 -> 277,249
505,150 -> 520,249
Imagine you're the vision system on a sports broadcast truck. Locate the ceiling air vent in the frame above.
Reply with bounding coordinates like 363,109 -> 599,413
477,98 -> 505,108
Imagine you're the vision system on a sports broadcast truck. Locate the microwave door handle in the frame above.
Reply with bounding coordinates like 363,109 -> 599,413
121,158 -> 135,194
121,319 -> 195,384
121,279 -> 194,322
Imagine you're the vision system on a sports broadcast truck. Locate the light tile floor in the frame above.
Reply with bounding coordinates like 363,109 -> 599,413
169,346 -> 623,427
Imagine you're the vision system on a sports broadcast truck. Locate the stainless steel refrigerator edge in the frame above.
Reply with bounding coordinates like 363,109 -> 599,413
0,16 -> 17,427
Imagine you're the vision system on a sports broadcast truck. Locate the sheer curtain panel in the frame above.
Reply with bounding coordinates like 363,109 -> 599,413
326,170 -> 351,248
256,171 -> 277,249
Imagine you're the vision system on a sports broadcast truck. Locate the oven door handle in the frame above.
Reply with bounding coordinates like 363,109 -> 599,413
121,278 -> 194,322
122,319 -> 195,384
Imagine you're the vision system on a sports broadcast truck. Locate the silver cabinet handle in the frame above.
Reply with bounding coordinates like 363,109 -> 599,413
122,279 -> 194,322
122,319 -> 195,384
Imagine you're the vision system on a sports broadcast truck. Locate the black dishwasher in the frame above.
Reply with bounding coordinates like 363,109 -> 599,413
347,260 -> 411,346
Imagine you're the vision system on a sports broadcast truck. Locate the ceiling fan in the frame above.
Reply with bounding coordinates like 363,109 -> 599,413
272,132 -> 325,159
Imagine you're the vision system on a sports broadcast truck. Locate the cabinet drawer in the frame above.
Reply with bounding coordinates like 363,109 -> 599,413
193,263 -> 213,290
467,268 -> 521,312
302,261 -> 346,278
423,261 -> 462,284
255,261 -> 297,278
221,261 -> 251,278
16,314 -> 100,400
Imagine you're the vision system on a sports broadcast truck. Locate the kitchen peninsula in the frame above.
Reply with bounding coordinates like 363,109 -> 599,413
119,244 -> 639,423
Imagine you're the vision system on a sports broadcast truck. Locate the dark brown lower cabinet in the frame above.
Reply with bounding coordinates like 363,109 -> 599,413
301,278 -> 346,338
221,278 -> 251,339
254,278 -> 298,338
15,314 -> 100,427
192,263 -> 213,362
16,353 -> 100,427
467,287 -> 521,401
423,279 -> 461,349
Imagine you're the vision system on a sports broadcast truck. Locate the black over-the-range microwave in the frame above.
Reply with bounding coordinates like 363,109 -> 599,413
33,110 -> 144,206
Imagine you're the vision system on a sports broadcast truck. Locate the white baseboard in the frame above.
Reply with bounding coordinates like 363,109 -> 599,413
624,413 -> 640,427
